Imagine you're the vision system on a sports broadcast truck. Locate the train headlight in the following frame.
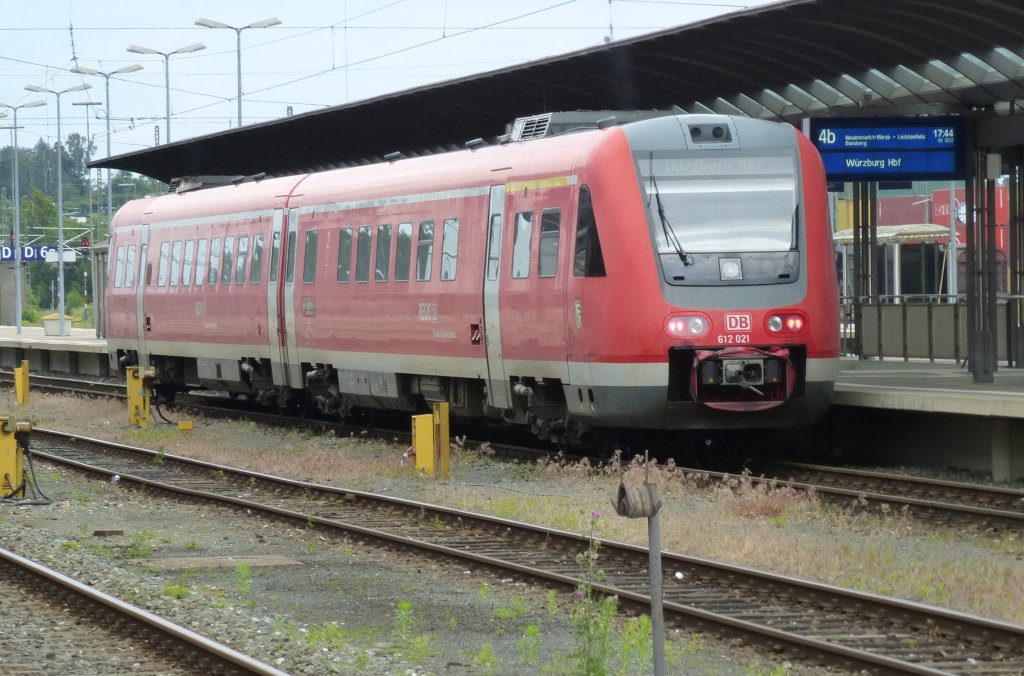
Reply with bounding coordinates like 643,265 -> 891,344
767,313 -> 806,334
719,257 -> 742,281
665,313 -> 710,339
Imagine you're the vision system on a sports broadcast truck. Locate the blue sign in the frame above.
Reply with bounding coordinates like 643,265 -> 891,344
0,245 -> 59,262
808,117 -> 965,181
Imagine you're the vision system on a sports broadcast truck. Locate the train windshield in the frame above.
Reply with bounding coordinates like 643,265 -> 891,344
639,152 -> 797,254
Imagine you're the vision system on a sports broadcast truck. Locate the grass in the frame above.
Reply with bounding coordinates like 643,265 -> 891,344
24,390 -> 1024,631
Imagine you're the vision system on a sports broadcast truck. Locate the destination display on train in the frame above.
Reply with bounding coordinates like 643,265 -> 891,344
807,116 -> 965,181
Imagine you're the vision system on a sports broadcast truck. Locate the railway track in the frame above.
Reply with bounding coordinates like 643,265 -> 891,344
7,371 -> 1023,533
27,428 -> 1024,675
740,459 -> 1024,532
0,546 -> 287,675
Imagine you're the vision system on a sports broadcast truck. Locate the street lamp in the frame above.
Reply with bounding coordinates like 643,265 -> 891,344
195,16 -> 281,127
126,42 -> 206,143
25,82 -> 91,337
0,101 -> 41,333
70,63 -> 142,234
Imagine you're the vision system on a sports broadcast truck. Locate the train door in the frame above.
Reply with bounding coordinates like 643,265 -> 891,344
283,207 -> 303,385
482,185 -> 511,409
134,225 -> 150,369
266,209 -> 288,385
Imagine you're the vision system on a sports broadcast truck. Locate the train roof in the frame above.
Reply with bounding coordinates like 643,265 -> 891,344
91,0 -> 1024,185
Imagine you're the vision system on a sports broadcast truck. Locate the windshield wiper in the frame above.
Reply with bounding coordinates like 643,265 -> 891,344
650,170 -> 692,266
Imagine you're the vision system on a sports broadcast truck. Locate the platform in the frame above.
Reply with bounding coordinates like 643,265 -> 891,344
0,326 -> 1020,480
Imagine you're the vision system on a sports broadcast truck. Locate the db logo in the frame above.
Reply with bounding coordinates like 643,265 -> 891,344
725,313 -> 751,331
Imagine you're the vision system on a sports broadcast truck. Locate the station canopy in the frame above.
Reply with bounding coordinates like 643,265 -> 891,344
92,0 -> 1024,185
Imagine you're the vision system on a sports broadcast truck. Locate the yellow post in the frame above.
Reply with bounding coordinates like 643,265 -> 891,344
433,402 -> 450,480
0,417 -> 27,497
14,360 -> 29,405
126,366 -> 154,427
412,414 -> 434,474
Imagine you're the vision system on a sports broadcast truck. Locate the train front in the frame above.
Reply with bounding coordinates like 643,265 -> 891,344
623,114 -> 839,429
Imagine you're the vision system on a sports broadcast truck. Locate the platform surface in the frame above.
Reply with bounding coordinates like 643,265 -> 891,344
0,325 -> 107,353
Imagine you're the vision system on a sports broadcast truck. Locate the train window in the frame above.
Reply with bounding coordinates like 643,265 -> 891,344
208,237 -> 221,285
302,230 -> 318,284
195,239 -> 208,287
416,220 -> 434,281
573,186 -> 606,278
170,241 -> 182,286
395,222 -> 412,282
114,246 -> 126,288
285,231 -> 297,284
512,211 -> 533,279
183,240 -> 195,286
158,242 -> 170,287
125,245 -> 136,288
221,236 -> 236,285
538,209 -> 560,278
355,225 -> 372,283
269,232 -> 281,282
336,227 -> 353,283
250,234 -> 264,284
486,214 -> 502,281
375,224 -> 392,282
441,218 -> 459,281
235,235 -> 249,284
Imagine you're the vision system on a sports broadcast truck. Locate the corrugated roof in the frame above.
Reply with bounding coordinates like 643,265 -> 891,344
91,0 -> 1024,184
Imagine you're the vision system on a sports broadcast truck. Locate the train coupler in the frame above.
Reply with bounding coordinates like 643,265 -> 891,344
690,346 -> 794,411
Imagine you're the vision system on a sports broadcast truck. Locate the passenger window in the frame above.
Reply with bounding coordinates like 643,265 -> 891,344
114,246 -> 126,288
208,237 -> 221,285
158,242 -> 170,287
355,225 -> 372,283
538,209 -> 560,278
249,234 -> 263,284
125,245 -> 136,288
195,239 -> 208,287
441,217 -> 459,281
285,231 -> 297,284
395,222 -> 412,282
336,227 -> 353,283
170,241 -> 182,286
573,186 -> 606,277
375,224 -> 392,282
269,232 -> 281,282
183,240 -> 195,286
512,212 -> 533,279
236,235 -> 249,284
486,214 -> 501,281
221,236 -> 236,285
416,220 -> 434,281
303,230 -> 318,284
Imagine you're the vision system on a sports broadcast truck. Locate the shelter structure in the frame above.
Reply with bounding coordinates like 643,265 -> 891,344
91,0 -> 1024,380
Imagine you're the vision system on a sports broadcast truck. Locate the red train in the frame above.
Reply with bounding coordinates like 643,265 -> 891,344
106,112 -> 839,451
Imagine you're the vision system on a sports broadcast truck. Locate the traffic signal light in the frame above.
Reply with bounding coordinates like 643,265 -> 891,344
80,238 -> 90,249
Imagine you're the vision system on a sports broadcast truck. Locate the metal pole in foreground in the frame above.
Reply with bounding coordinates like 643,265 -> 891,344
613,450 -> 665,675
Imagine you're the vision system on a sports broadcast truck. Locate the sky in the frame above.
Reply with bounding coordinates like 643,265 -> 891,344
1,0 -> 781,162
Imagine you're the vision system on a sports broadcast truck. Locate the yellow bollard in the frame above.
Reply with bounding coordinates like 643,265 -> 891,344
412,413 -> 434,474
0,417 -> 30,498
14,360 -> 29,405
433,402 -> 450,480
126,366 -> 154,427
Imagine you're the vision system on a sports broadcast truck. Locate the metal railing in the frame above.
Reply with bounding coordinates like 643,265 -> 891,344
841,294 -> 1024,366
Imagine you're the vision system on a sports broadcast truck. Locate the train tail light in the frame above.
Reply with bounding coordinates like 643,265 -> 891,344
766,313 -> 805,334
664,313 -> 710,339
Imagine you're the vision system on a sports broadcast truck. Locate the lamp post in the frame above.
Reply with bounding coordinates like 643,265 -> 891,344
25,82 -> 91,337
70,63 -> 142,235
126,43 -> 205,143
195,16 -> 281,127
0,100 -> 44,334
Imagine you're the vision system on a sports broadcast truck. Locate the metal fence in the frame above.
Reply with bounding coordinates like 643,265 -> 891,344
841,295 -> 1024,365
